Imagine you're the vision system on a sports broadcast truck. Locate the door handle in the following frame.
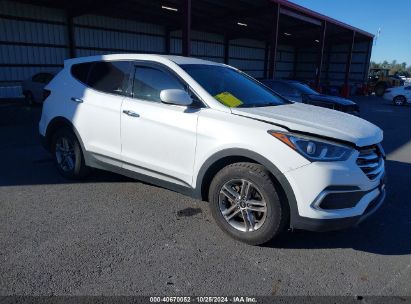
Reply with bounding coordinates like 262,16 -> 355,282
71,97 -> 83,103
123,110 -> 140,117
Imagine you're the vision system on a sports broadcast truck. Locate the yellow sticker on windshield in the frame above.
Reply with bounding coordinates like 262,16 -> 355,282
214,92 -> 243,107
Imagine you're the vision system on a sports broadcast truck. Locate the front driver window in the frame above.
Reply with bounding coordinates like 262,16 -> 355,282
132,66 -> 185,102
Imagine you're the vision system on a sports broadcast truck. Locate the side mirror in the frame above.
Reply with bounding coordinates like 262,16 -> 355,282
160,89 -> 193,106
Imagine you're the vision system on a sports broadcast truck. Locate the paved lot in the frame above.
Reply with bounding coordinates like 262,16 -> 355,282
0,97 -> 410,296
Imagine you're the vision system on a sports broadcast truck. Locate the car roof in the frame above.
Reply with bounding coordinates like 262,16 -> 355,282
64,54 -> 223,67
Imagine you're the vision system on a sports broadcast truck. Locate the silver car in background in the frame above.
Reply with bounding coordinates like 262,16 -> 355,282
22,72 -> 54,105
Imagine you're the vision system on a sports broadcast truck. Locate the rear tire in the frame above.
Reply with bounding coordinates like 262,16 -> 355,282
374,83 -> 386,97
393,95 -> 406,106
208,162 -> 288,245
52,128 -> 90,179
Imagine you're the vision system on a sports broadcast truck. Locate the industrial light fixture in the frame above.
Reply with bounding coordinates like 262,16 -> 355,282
237,22 -> 248,27
161,5 -> 178,12
284,32 -> 291,36
315,39 -> 320,43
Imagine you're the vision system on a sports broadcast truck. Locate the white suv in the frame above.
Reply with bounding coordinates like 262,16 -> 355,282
39,54 -> 386,245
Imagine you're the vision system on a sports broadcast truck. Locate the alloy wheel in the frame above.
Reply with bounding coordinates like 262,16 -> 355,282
218,179 -> 267,232
55,137 -> 76,172
394,96 -> 405,106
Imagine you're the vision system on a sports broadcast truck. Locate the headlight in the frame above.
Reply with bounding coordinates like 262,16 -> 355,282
268,131 -> 353,162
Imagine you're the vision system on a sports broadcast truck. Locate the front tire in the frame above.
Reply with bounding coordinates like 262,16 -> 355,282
52,128 -> 90,179
393,95 -> 406,106
208,162 -> 288,245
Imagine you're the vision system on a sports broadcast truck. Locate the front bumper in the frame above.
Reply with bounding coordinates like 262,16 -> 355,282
291,185 -> 386,232
284,150 -> 386,232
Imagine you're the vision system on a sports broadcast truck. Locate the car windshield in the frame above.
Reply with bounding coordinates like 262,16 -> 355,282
180,64 -> 289,108
289,82 -> 320,95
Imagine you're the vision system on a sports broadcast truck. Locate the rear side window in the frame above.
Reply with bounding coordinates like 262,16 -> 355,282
71,63 -> 93,84
88,61 -> 131,95
71,61 -> 131,95
132,65 -> 185,102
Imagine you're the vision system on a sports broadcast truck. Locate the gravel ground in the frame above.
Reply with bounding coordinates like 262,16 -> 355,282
0,96 -> 410,296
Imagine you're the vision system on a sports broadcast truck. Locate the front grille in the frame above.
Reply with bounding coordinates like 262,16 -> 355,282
356,145 -> 384,180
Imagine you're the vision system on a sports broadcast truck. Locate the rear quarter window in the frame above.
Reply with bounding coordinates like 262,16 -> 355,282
71,63 -> 93,84
71,61 -> 131,95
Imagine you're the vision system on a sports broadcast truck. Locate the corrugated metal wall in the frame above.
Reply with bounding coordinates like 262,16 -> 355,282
295,41 -> 370,87
275,45 -> 295,79
228,39 -> 265,78
0,1 -> 68,97
73,15 -> 165,57
0,0 -> 370,98
295,46 -> 317,83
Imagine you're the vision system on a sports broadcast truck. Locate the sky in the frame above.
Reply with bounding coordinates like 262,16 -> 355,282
289,0 -> 411,65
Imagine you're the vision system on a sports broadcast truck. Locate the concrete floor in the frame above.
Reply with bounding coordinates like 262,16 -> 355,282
0,96 -> 410,296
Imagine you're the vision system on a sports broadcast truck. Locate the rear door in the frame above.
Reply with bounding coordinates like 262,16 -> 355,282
120,62 -> 200,187
69,60 -> 132,162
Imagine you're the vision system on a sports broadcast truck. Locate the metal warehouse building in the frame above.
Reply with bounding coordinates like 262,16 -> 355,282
0,0 -> 373,98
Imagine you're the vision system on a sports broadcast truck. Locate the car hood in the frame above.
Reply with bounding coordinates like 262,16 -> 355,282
306,94 -> 356,106
232,103 -> 382,147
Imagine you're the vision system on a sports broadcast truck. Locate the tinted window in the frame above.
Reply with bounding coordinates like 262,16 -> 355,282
87,61 -> 131,95
289,82 -> 319,95
71,62 -> 93,84
405,86 -> 411,90
181,64 -> 288,108
264,81 -> 300,96
132,66 -> 185,102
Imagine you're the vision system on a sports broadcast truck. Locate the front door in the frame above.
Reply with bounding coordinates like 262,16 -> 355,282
121,62 -> 199,187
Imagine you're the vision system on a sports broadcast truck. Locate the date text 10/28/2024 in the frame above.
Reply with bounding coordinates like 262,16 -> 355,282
150,297 -> 257,303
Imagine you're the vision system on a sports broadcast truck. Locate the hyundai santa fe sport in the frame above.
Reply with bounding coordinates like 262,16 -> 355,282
39,54 -> 386,245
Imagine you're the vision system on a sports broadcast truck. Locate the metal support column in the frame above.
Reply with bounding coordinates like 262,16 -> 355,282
293,48 -> 298,79
342,31 -> 356,97
224,35 -> 229,64
268,3 -> 280,79
315,21 -> 327,91
363,39 -> 372,82
182,0 -> 191,57
66,11 -> 76,58
165,27 -> 171,54
263,42 -> 269,78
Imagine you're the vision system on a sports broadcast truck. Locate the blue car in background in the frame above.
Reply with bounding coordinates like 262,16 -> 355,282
261,79 -> 360,116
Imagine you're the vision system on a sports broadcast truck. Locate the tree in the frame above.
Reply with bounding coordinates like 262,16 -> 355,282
370,60 -> 410,77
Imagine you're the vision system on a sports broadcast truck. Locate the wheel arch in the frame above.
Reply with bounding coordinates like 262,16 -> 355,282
393,95 -> 407,104
44,116 -> 85,153
195,148 -> 298,226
